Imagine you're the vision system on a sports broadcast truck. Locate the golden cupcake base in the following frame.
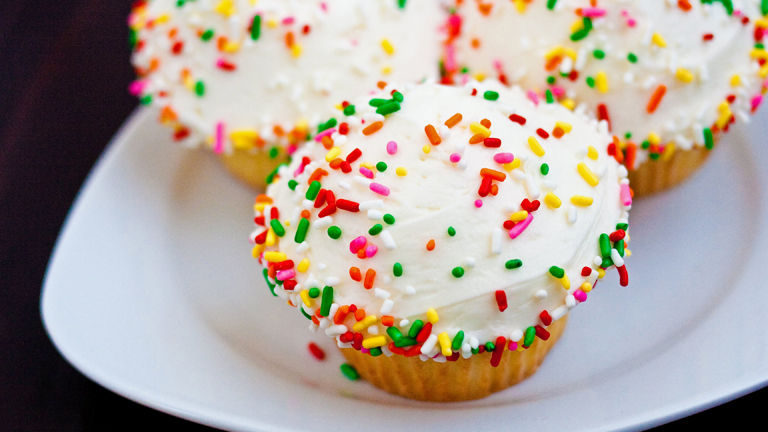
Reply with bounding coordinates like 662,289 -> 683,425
341,316 -> 568,402
627,144 -> 713,198
218,149 -> 289,190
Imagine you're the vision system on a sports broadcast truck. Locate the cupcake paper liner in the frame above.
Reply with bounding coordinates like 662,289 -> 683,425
219,149 -> 289,189
627,143 -> 714,197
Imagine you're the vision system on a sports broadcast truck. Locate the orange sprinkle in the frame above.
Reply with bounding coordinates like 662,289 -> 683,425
357,248 -> 367,259
490,184 -> 499,196
469,133 -> 485,144
677,0 -> 692,11
647,85 -> 667,113
349,267 -> 362,281
255,194 -> 273,203
321,135 -> 334,149
545,55 -> 562,72
552,127 -> 564,138
307,168 -> 328,184
625,143 -> 637,171
334,305 -> 350,325
268,266 -> 277,278
288,299 -> 295,307
311,315 -> 320,325
273,125 -> 285,136
300,210 -> 311,219
480,118 -> 492,128
444,113 -> 463,128
364,269 -> 376,289
426,239 -> 436,251
329,158 -> 343,169
381,316 -> 395,327
471,38 -> 481,49
612,136 -> 625,164
377,81 -> 387,90
425,124 -> 441,145
285,31 -> 294,48
354,308 -> 366,322
363,122 -> 383,136
480,168 -> 507,182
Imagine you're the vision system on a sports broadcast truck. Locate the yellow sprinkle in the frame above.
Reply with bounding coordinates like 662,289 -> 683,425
299,290 -> 312,307
503,159 -> 522,171
297,258 -> 309,273
360,162 -> 374,170
231,130 -> 259,150
561,99 -> 576,110
570,195 -> 594,206
353,315 -> 378,332
570,19 -> 584,33
470,122 -> 491,138
422,145 -> 431,154
716,101 -> 732,128
760,63 -> 768,79
580,282 -> 592,293
560,274 -> 571,290
266,229 -> 276,246
381,65 -> 392,75
544,46 -> 565,61
438,332 -> 453,356
651,32 -> 667,48
254,203 -> 267,212
263,251 -> 286,262
267,19 -> 278,28
750,49 -> 768,61
381,39 -> 395,55
396,167 -> 408,176
510,211 -> 529,222
626,248 -> 632,257
294,119 -> 309,134
577,162 -> 599,187
661,143 -> 676,162
325,146 -> 341,162
473,72 -> 486,82
597,268 -> 606,279
284,220 -> 290,227
513,0 -> 527,12
154,14 -> 170,24
587,146 -> 598,160
544,192 -> 562,209
555,121 -> 572,133
648,132 -> 661,146
757,18 -> 768,28
214,0 -> 235,17
251,244 -> 264,258
291,44 -> 302,57
563,48 -> 578,60
222,41 -> 240,53
427,308 -> 439,324
528,136 -> 545,157
595,71 -> 609,93
362,336 -> 387,349
335,103 -> 344,111
730,74 -> 742,87
675,68 -> 694,83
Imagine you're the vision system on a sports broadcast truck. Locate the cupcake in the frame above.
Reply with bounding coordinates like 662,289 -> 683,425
251,80 -> 632,402
446,0 -> 767,196
128,0 -> 444,188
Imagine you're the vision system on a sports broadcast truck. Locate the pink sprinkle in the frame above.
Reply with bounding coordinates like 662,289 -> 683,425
365,245 -> 378,258
492,59 -> 504,72
621,10 -> 636,27
445,44 -> 457,73
350,236 -> 367,253
294,158 -> 308,177
361,348 -> 370,354
282,17 -> 295,25
128,80 -> 146,96
450,153 -> 462,163
508,341 -> 518,351
581,7 -> 606,18
314,128 -> 337,142
620,183 -> 632,207
526,90 -> 540,105
214,122 -> 225,154
493,153 -> 514,164
474,199 -> 483,208
386,141 -> 398,155
509,214 -> 533,239
276,269 -> 295,281
574,289 -> 587,302
370,182 -> 390,196
360,166 -> 374,179
286,144 -> 298,155
549,86 -> 566,98
751,94 -> 763,111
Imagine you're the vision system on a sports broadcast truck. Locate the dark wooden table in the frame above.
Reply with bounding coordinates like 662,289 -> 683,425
0,1 -> 762,430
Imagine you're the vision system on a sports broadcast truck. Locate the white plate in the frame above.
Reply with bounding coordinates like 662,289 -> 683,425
42,107 -> 768,432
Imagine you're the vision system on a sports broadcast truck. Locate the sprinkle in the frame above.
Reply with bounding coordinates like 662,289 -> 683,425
380,230 -> 397,250
676,68 -> 694,83
297,259 -> 310,273
420,334 -> 438,355
620,184 -> 633,206
470,122 -> 491,137
264,251 -> 286,262
587,146 -> 598,160
438,332 -> 452,356
308,342 -> 324,360
509,114 -> 527,125
703,128 -> 714,150
647,85 -> 667,113
363,122 -> 383,135
353,315 -> 377,332
495,290 -> 508,312
327,226 -> 342,239
424,124 -> 441,145
396,167 -> 407,176
340,363 -> 359,380
483,137 -> 502,148
527,136 -> 545,157
494,153 -> 515,164
445,113 -> 463,128
483,90 -> 499,101
509,214 -> 533,239
336,199 -> 360,212
452,267 -> 465,278
370,182 -> 390,196
381,39 -> 394,55
651,32 -> 667,48
386,141 -> 398,155
571,195 -> 593,206
491,228 -> 503,255
422,145 -> 431,154
363,336 -> 387,349
577,163 -> 599,186
393,263 -> 403,277
510,211 -> 528,222
505,259 -> 523,270
364,269 -> 376,289
294,218 -> 309,243
427,308 -> 439,324
480,168 -> 506,182
523,327 -> 536,348
544,193 -> 561,209
618,265 -> 629,286
320,286 -> 333,317
595,71 -> 609,93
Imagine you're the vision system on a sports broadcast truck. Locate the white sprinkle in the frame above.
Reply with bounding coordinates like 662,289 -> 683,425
380,229 -> 397,250
616,165 -> 629,179
399,319 -> 410,327
588,271 -> 598,285
275,289 -> 288,300
419,354 -> 430,361
381,344 -> 393,357
309,323 -> 318,332
525,173 -> 541,199
511,170 -> 526,181
337,341 -> 353,349
380,299 -> 394,314
611,249 -> 625,267
421,334 -> 439,355
567,205 -> 577,224
457,160 -> 468,170
305,275 -> 319,289
535,290 -> 548,299
290,207 -> 301,226
551,305 -> 568,321
594,256 -> 603,267
367,209 -> 383,220
509,329 -> 523,342
318,317 -> 331,329
367,325 -> 379,335
565,295 -> 577,308
620,178 -> 630,185
439,124 -> 451,140
328,303 -> 339,320
313,216 -> 333,229
325,324 -> 348,336
465,257 -> 476,268
382,275 -> 392,285
462,342 -> 471,353
325,276 -> 340,286
469,336 -> 480,349
317,263 -> 327,270
405,285 -> 416,295
491,228 -> 503,255
296,242 -> 310,253
374,288 -> 391,299
461,350 -> 472,359
541,179 -> 558,190
338,181 -> 351,190
302,200 -> 314,210
354,176 -> 371,187
359,199 -> 383,211
595,164 -> 608,179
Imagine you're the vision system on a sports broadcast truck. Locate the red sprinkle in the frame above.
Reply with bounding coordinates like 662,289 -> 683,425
478,176 -> 492,197
490,336 -> 506,367
539,311 -> 552,326
509,114 -> 527,125
336,199 -> 360,212
272,260 -> 294,271
609,230 -> 626,242
254,230 -> 268,244
308,342 -> 325,360
346,148 -> 362,163
535,326 -> 550,341
340,331 -> 354,343
483,137 -> 502,148
314,189 -> 327,208
283,280 -> 297,291
597,104 -> 611,131
581,266 -> 592,277
317,204 -> 337,218
618,265 -> 629,287
416,322 -> 433,343
495,290 -> 508,312
352,332 -> 363,350
536,128 -> 549,139
447,351 -> 461,362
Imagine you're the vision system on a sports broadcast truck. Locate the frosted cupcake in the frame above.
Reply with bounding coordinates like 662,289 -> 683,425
446,0 -> 767,196
251,80 -> 632,401
129,0 -> 444,188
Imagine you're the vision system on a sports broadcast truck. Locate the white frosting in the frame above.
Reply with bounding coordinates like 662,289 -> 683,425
255,81 -> 631,356
129,0 -> 444,153
449,0 -> 767,167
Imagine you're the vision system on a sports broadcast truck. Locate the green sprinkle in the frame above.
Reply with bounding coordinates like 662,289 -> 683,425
393,262 -> 403,277
649,153 -> 660,160
386,327 -> 404,342
763,0 -> 768,16
343,105 -> 356,116
616,223 -> 629,231
201,29 -> 214,41
624,132 -> 632,140
540,163 -> 549,175
546,76 -> 556,85
394,336 -> 418,348
570,17 -> 592,41
616,238 -> 625,257
546,0 -> 558,9
288,180 -> 298,190
703,127 -> 714,150
471,347 -> 480,355
549,266 -> 565,279
383,214 -> 395,225
340,363 -> 359,380
300,307 -> 312,320
408,320 -> 423,338
369,98 -> 388,107
451,331 -> 465,351
447,226 -> 456,237
308,287 -> 320,298
275,278 -> 283,286
601,257 -> 614,268
369,347 -> 383,357
398,0 -> 407,9
320,286 -> 333,317
268,146 -> 279,159
270,219 -> 286,237
194,81 -> 205,96
545,89 -> 554,104
129,29 -> 138,50
306,180 -> 321,200
376,162 -> 388,172
641,140 -> 650,150
593,49 -> 605,59
327,226 -> 342,239
452,267 -> 465,278
599,233 -> 612,258
317,118 -> 337,133
251,15 -> 261,40
139,95 -> 152,105
263,268 -> 276,296
369,224 -> 383,235
586,76 -> 595,88
376,101 -> 401,116
756,43 -> 765,50
393,91 -> 404,102
483,90 -> 499,101
295,218 -> 309,243
485,342 -> 495,351
718,0 -> 734,15
505,259 -> 523,269
627,53 -> 638,63
523,326 -> 536,348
